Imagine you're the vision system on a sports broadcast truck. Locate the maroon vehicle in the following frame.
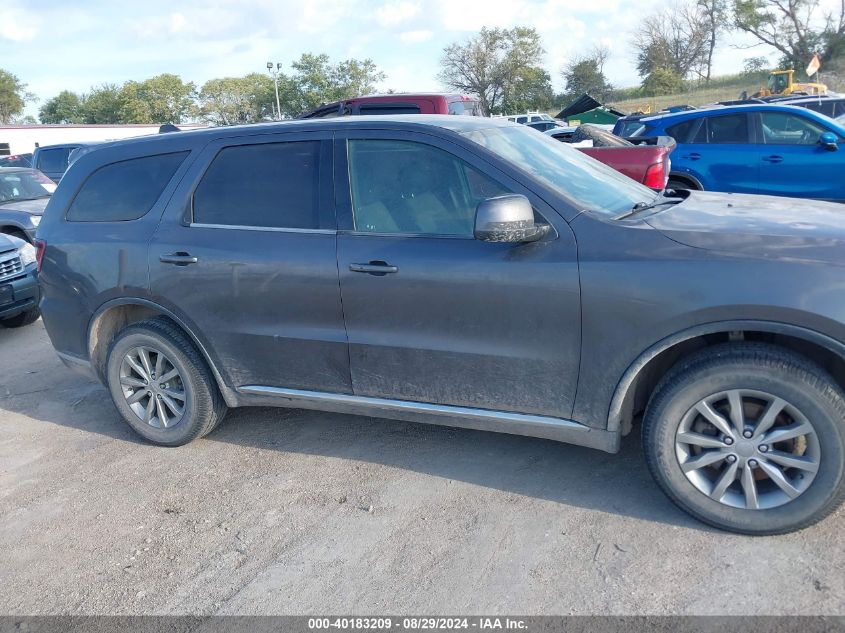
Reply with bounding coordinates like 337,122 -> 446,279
299,93 -> 482,118
546,124 -> 675,190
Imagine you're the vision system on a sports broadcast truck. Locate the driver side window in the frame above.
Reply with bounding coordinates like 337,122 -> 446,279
347,139 -> 510,236
760,112 -> 828,145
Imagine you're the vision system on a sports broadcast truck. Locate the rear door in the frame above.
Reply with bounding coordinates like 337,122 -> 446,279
755,110 -> 845,201
148,130 -> 351,393
669,113 -> 759,193
334,131 -> 581,418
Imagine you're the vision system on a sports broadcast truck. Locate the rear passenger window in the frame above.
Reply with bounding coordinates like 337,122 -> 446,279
67,152 -> 188,222
706,114 -> 749,143
193,141 -> 328,229
37,148 -> 72,174
357,105 -> 421,115
666,119 -> 701,143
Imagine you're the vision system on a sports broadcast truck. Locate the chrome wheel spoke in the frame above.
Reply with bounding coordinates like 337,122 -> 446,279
727,390 -> 745,434
695,401 -> 733,437
765,450 -> 819,473
126,389 -> 147,405
162,388 -> 185,401
161,394 -> 184,418
156,397 -> 169,428
138,348 -> 154,378
144,396 -> 156,424
158,368 -> 180,383
752,397 -> 786,439
125,355 -> 148,380
758,460 -> 802,499
681,450 -> 728,473
154,351 -> 164,379
764,421 -> 814,445
677,431 -> 727,449
710,460 -> 739,500
741,464 -> 759,509
120,376 -> 147,388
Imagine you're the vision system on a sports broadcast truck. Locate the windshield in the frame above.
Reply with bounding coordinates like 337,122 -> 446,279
462,124 -> 655,217
0,170 -> 55,203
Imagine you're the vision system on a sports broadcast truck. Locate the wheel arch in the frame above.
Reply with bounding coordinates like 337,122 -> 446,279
608,320 -> 845,435
87,298 -> 238,408
667,172 -> 703,190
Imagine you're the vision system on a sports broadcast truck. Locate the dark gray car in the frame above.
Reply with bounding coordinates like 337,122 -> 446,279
0,167 -> 55,243
37,116 -> 845,535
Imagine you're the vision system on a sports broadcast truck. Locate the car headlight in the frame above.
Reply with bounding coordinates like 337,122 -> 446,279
29,215 -> 41,227
18,242 -> 36,268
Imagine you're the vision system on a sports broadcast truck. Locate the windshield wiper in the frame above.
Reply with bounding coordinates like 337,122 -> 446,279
613,195 -> 682,220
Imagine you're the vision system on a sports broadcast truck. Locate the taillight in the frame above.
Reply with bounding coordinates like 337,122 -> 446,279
35,239 -> 46,272
642,161 -> 666,190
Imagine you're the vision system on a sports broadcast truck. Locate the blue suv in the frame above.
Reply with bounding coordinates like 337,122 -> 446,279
631,104 -> 845,201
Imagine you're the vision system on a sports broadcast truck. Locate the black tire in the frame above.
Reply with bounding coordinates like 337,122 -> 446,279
643,343 -> 845,535
105,317 -> 227,446
1,308 -> 40,328
666,179 -> 697,192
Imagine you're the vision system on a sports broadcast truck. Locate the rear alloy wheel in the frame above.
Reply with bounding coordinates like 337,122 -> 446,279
644,343 -> 845,534
106,317 -> 227,446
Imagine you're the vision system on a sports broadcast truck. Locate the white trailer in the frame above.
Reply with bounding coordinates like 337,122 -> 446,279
0,124 -> 208,156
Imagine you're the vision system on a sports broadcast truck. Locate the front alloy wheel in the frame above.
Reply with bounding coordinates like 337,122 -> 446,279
119,346 -> 187,429
644,343 -> 845,535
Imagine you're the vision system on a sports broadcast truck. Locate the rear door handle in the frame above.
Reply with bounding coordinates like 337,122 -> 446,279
683,152 -> 701,160
349,261 -> 398,275
763,155 -> 784,163
159,252 -> 198,266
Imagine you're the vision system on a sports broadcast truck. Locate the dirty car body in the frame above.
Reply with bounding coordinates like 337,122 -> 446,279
37,116 -> 845,534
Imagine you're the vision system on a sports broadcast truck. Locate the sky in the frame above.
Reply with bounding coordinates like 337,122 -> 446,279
2,0 -> 785,118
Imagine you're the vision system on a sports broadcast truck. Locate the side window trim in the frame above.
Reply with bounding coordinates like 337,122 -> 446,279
188,134 -> 336,233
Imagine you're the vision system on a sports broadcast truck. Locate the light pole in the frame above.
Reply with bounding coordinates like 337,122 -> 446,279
267,61 -> 282,121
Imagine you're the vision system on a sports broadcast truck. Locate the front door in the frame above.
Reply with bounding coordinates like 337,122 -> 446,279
755,110 -> 845,201
335,132 -> 581,418
149,131 -> 351,394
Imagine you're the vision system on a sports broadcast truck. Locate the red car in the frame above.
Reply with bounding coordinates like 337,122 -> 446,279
299,93 -> 482,118
546,124 -> 675,190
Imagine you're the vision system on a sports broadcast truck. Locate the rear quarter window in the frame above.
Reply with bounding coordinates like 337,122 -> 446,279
66,151 -> 188,222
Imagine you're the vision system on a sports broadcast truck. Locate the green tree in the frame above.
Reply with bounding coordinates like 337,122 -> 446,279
561,46 -> 613,101
502,66 -> 554,114
0,69 -> 34,124
284,53 -> 385,116
640,67 -> 685,95
633,4 -> 710,79
733,0 -> 845,74
198,73 -> 275,125
438,27 -> 546,115
698,0 -> 729,81
120,74 -> 196,123
39,90 -> 85,124
81,84 -> 125,123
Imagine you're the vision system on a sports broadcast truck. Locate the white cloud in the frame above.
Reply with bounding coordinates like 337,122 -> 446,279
400,29 -> 433,43
376,1 -> 421,27
0,3 -> 39,42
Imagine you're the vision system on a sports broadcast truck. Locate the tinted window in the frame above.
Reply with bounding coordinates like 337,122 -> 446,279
760,112 -> 828,145
67,152 -> 188,222
666,119 -> 701,143
357,104 -> 421,115
348,139 -> 510,236
706,114 -> 749,143
448,101 -> 481,116
193,141 -> 326,229
800,101 -> 836,117
37,147 -> 72,173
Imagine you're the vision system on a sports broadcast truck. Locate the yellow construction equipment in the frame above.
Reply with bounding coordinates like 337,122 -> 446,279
752,69 -> 827,98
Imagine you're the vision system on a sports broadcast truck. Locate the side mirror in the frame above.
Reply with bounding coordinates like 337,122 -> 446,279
819,132 -> 838,151
474,195 -> 550,244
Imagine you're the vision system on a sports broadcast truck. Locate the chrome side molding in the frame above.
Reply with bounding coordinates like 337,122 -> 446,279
237,385 -> 620,453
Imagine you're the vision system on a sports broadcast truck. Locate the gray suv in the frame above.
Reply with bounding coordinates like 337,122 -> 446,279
37,116 -> 845,534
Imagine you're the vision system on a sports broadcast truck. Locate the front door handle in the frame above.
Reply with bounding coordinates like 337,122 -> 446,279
159,252 -> 198,266
763,155 -> 784,163
349,261 -> 398,275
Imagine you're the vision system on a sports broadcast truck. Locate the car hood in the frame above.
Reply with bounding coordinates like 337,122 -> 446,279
0,198 -> 49,215
0,231 -> 22,253
644,190 -> 845,265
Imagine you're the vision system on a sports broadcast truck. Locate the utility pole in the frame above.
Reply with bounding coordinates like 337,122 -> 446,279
266,61 -> 282,120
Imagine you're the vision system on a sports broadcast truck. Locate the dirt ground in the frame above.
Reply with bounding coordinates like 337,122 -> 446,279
0,320 -> 843,615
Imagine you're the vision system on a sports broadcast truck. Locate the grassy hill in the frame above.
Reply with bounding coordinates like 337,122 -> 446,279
603,68 -> 843,115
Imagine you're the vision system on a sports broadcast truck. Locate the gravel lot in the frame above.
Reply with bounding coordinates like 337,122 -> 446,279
1,320 -> 843,615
